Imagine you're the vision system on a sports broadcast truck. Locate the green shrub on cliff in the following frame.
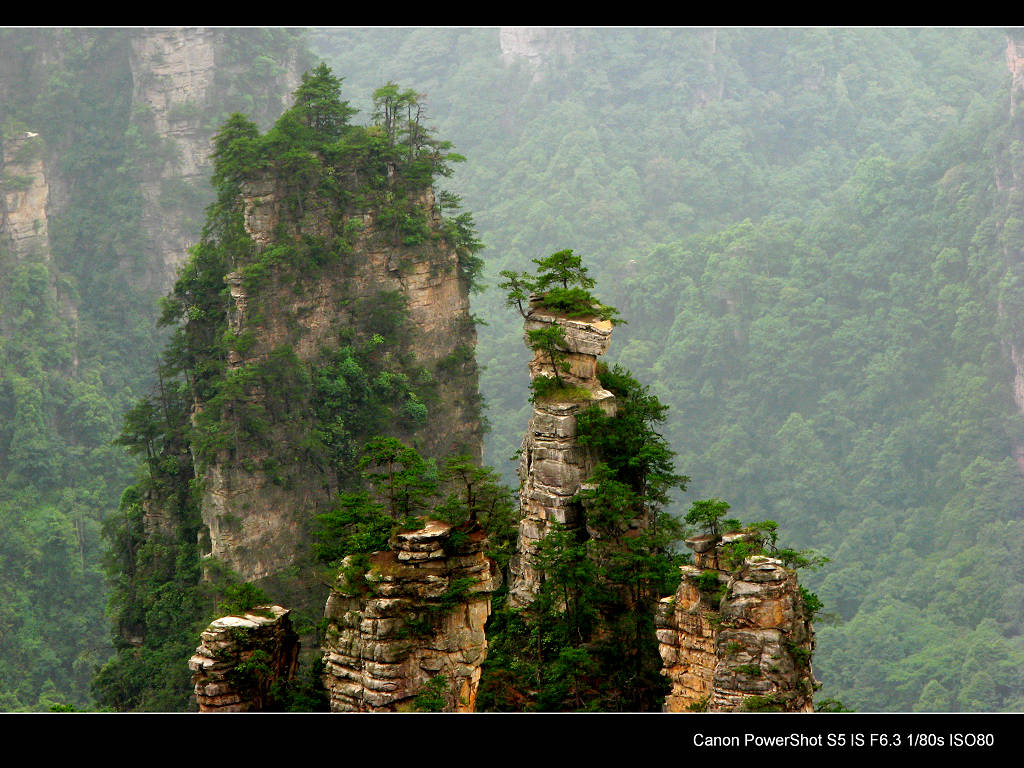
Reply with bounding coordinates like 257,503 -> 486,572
499,249 -> 621,323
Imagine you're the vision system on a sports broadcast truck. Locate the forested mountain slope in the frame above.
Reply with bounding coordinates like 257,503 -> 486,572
92,64 -> 485,711
312,27 -> 1024,711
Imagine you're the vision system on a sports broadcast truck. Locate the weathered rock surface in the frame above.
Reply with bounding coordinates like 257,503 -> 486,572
321,520 -> 500,711
1,133 -> 50,257
1000,32 -> 1024,472
0,132 -> 80,375
189,605 -> 299,712
127,28 -> 301,292
657,537 -> 817,712
508,303 -> 615,608
655,564 -> 721,709
200,180 -> 482,583
499,27 -> 576,81
1008,32 -> 1024,119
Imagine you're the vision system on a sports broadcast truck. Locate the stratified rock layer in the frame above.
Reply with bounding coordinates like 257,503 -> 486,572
655,564 -> 721,708
188,605 -> 299,712
657,538 -> 816,712
321,520 -> 499,712
712,556 -> 816,711
508,304 -> 615,608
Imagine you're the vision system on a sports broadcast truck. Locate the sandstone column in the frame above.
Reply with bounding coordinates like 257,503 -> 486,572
321,520 -> 500,712
656,533 -> 817,712
189,605 -> 300,712
508,301 -> 616,608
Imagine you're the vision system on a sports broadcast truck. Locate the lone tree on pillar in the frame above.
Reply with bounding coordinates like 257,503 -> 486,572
532,248 -> 595,292
482,248 -> 688,711
526,324 -> 571,390
499,248 -> 622,324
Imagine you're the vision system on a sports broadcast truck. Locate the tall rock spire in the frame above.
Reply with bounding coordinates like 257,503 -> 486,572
656,535 -> 818,712
508,299 -> 616,608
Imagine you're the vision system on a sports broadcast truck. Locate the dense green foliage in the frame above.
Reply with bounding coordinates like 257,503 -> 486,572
312,27 -> 1024,712
6,27 -> 1024,713
0,28 -> 307,711
313,439 -> 517,588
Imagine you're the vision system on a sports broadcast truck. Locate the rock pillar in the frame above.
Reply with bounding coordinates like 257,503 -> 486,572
321,520 -> 500,712
656,535 -> 817,712
508,304 -> 616,608
188,605 -> 300,712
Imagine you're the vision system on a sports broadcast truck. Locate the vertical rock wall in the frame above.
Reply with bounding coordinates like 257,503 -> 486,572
128,27 -> 302,292
199,180 -> 482,583
655,563 -> 720,709
499,27 -> 576,82
508,304 -> 615,608
0,131 -> 79,370
189,605 -> 300,712
656,536 -> 817,712
1,133 -> 50,258
1007,32 -> 1024,120
1000,32 -> 1024,473
712,556 -> 816,712
321,520 -> 499,712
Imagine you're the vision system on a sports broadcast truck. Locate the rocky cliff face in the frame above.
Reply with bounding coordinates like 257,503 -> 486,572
1007,32 -> 1024,120
508,303 -> 616,607
200,180 -> 482,583
321,520 -> 499,711
997,32 -> 1024,473
0,131 -> 79,368
189,605 -> 299,712
656,535 -> 817,712
499,27 -> 576,81
128,28 -> 302,293
1,133 -> 50,258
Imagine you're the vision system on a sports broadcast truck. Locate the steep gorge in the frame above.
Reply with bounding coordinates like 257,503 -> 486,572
0,28 -> 846,712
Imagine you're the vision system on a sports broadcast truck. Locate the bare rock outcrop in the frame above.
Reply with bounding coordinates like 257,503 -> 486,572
499,27 -> 576,81
1008,32 -> 1024,119
321,520 -> 500,712
656,537 -> 817,712
655,564 -> 721,708
188,605 -> 300,712
508,303 -> 615,608
127,28 -> 301,292
1,132 -> 49,258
